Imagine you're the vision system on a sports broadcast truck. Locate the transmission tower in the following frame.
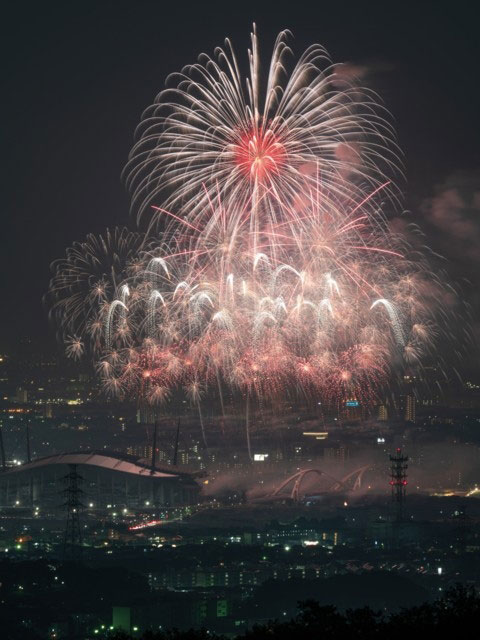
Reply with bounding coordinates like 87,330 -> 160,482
62,464 -> 84,561
389,448 -> 408,522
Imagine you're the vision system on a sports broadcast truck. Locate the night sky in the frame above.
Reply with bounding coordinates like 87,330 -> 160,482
3,0 -> 480,355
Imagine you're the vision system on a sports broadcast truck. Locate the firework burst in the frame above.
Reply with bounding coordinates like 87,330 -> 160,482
124,26 -> 402,236
46,227 -> 146,350
48,27 -> 464,443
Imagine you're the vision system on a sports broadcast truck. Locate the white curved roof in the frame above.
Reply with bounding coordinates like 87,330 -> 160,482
4,452 -> 180,478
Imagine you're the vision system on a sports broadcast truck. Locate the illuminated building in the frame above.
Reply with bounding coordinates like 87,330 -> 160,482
378,404 -> 388,421
0,452 -> 200,509
403,394 -> 416,423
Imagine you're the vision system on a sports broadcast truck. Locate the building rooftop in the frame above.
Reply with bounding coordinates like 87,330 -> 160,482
2,452 -> 181,479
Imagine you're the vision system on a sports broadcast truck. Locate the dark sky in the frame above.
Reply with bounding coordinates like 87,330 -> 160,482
2,0 -> 480,351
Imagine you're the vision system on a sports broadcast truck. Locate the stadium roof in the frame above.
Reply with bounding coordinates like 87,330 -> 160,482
2,452 -> 182,479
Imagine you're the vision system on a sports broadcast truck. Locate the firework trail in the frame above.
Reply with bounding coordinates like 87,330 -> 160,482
124,25 -> 403,240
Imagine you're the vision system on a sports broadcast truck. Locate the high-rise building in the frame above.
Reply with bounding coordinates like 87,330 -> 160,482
404,394 -> 416,423
378,404 -> 388,421
136,406 -> 156,424
398,393 -> 416,423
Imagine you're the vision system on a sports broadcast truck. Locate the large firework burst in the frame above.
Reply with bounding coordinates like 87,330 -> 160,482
124,26 -> 402,234
48,27 -> 462,441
